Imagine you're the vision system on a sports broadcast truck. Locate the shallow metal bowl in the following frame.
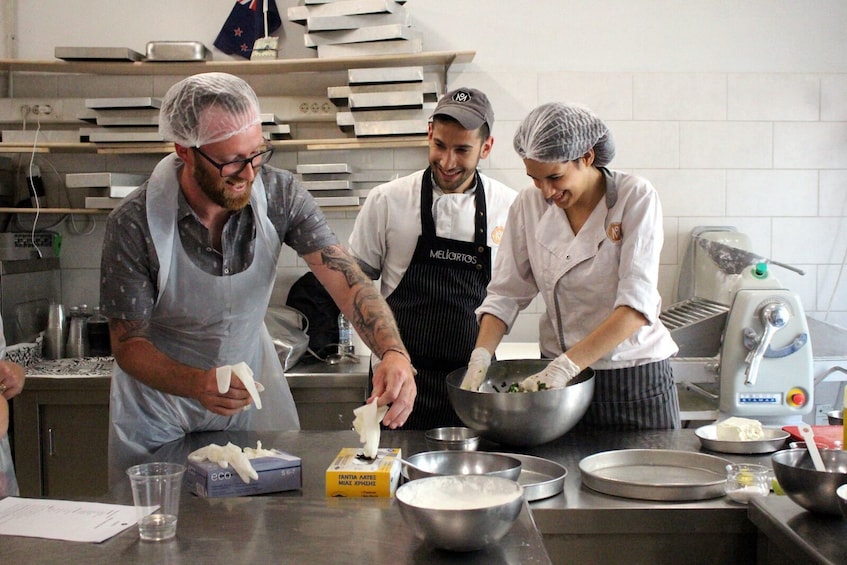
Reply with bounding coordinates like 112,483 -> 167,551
771,448 -> 847,516
403,451 -> 522,482
424,427 -> 480,452
828,410 -> 844,425
695,425 -> 789,454
395,475 -> 524,551
446,360 -> 594,447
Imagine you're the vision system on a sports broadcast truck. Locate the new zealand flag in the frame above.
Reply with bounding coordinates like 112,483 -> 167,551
214,0 -> 282,59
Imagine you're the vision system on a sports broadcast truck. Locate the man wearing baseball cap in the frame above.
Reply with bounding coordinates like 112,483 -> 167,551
349,88 -> 517,429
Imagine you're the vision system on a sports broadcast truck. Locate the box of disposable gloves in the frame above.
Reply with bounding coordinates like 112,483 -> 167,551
325,447 -> 401,498
185,441 -> 302,498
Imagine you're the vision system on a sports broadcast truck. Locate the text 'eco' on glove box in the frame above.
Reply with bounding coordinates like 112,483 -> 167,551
326,448 -> 401,497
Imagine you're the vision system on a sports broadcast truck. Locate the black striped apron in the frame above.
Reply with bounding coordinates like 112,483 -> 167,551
377,168 -> 491,430
575,359 -> 680,430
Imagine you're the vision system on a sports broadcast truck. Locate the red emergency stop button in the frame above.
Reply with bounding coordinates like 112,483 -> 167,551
787,388 -> 807,408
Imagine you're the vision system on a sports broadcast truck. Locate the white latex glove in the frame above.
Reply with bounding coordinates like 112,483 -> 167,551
520,354 -> 580,391
352,398 -> 389,460
188,442 -> 259,484
460,347 -> 492,391
216,362 -> 264,410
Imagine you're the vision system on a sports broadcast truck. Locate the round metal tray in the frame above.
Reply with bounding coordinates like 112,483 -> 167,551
579,449 -> 731,501
491,453 -> 567,501
695,425 -> 789,454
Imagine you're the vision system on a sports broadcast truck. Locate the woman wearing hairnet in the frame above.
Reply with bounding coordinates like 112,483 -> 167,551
463,102 -> 680,429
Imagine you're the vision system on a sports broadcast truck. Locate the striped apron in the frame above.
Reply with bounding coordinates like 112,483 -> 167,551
379,168 -> 491,430
576,359 -> 680,430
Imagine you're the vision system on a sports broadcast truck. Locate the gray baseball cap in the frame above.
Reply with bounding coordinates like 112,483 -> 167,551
432,88 -> 494,131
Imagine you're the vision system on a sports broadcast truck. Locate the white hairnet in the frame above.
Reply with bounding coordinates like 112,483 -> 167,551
513,102 -> 615,167
158,72 -> 261,147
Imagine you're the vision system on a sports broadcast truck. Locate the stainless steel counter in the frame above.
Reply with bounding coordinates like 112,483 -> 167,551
749,495 -> 847,565
2,429 -> 551,565
2,428 -> 793,564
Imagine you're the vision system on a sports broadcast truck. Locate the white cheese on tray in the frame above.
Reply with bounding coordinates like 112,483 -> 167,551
716,416 -> 765,441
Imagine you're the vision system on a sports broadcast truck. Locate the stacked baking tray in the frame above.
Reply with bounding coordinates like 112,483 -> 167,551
297,163 -> 359,207
329,66 -> 437,137
296,163 -> 400,207
78,98 -> 164,143
287,0 -> 421,58
65,172 -> 149,209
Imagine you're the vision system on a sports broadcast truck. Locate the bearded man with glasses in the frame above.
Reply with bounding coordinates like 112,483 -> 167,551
101,73 -> 416,477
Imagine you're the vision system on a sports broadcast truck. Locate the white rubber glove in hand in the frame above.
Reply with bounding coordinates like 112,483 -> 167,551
520,354 -> 580,391
216,362 -> 264,410
460,347 -> 492,391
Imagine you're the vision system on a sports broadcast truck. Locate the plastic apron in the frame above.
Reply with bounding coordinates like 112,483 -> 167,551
381,168 -> 491,430
109,154 -> 299,478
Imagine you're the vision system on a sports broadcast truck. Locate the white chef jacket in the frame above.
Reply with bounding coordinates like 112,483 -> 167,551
349,169 -> 517,296
477,168 -> 678,370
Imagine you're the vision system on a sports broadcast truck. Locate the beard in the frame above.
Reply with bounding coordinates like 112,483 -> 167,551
192,159 -> 252,211
430,164 -> 475,194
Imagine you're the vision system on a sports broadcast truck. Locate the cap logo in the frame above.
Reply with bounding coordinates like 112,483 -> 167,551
451,90 -> 473,104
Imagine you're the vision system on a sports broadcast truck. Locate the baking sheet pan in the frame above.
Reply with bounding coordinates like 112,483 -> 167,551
695,425 -> 789,454
55,46 -> 143,61
491,453 -> 567,501
579,449 -> 731,501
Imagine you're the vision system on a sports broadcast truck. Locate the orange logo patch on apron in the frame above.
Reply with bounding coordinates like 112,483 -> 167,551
491,225 -> 505,245
607,222 -> 623,242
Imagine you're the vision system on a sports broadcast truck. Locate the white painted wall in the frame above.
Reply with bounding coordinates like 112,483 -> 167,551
6,0 -> 847,338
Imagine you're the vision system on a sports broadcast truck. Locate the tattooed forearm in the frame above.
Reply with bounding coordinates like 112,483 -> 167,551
349,285 -> 405,357
312,245 -> 407,357
112,318 -> 151,343
319,245 -> 371,288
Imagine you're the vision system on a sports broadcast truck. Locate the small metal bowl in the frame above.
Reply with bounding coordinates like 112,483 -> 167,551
828,410 -> 844,425
425,427 -> 480,452
403,451 -> 522,482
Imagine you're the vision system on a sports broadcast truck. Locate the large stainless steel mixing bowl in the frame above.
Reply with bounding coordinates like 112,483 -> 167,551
771,448 -> 847,516
446,360 -> 594,447
395,475 -> 524,552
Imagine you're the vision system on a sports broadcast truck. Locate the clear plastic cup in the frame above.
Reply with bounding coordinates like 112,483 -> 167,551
724,463 -> 770,504
126,462 -> 186,541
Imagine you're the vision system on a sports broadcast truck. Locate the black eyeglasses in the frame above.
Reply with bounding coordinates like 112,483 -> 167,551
193,145 -> 274,177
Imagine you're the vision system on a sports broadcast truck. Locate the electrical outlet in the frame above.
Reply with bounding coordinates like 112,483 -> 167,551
0,98 -> 63,122
815,404 -> 833,425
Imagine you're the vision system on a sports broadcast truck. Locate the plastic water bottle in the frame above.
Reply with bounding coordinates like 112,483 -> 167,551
338,313 -> 354,355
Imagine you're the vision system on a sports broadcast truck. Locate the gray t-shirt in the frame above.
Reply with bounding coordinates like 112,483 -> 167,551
100,163 -> 338,320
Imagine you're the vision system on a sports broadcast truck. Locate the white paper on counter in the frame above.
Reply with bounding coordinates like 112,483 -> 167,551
0,497 -> 141,542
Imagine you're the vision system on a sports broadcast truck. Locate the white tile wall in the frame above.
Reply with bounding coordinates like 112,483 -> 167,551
8,1 -> 846,342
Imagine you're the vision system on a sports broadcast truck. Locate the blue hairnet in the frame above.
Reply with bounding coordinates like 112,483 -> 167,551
159,72 -> 261,147
513,102 -> 615,166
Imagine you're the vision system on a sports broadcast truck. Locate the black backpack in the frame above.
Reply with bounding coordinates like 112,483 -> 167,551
285,272 -> 340,359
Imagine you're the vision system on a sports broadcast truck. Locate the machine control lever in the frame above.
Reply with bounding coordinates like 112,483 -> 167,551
744,301 -> 790,386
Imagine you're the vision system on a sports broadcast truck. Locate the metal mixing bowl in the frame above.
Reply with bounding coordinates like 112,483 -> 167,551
828,410 -> 844,425
395,475 -> 524,551
403,451 -> 522,482
771,448 -> 847,516
446,360 -> 594,447
425,427 -> 480,451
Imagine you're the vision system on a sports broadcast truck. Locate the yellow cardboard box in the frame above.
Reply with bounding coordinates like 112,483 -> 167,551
325,447 -> 401,497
